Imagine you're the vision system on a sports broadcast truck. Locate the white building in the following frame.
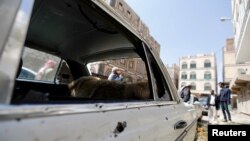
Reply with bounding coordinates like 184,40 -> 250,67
223,38 -> 250,109
231,0 -> 250,63
179,53 -> 217,96
229,0 -> 250,114
223,38 -> 250,84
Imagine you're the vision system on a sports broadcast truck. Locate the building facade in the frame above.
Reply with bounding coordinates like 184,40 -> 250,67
223,38 -> 250,84
88,59 -> 148,83
231,0 -> 250,63
229,0 -> 250,114
222,38 -> 250,109
166,64 -> 179,89
102,0 -> 160,55
179,53 -> 217,96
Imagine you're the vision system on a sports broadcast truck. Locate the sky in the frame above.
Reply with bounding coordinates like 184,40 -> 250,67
125,0 -> 233,83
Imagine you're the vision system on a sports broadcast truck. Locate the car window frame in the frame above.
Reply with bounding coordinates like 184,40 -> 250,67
0,0 -> 34,104
142,42 -> 175,101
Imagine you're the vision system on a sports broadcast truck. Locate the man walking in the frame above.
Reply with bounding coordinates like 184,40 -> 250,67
218,82 -> 231,122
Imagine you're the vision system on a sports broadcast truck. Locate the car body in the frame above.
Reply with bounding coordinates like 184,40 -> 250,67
199,96 -> 209,116
183,95 -> 203,121
0,0 -> 200,141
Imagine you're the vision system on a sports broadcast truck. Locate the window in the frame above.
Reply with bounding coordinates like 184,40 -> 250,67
18,47 -> 60,82
190,72 -> 196,80
56,60 -> 74,84
144,45 -> 172,101
204,60 -> 211,68
190,61 -> 196,69
204,71 -> 211,80
181,82 -> 186,88
129,61 -> 134,69
181,72 -> 187,79
182,62 -> 187,69
11,0 -> 172,105
238,68 -> 246,74
120,59 -> 125,64
204,83 -> 212,91
191,82 -> 196,90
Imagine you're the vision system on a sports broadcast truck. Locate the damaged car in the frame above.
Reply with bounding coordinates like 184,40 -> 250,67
0,0 -> 200,140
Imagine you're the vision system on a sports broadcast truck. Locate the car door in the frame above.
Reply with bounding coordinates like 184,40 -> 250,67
140,43 -> 197,141
0,0 -> 197,141
0,45 -> 195,141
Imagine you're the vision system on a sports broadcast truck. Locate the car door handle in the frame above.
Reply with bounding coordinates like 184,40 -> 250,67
174,120 -> 187,129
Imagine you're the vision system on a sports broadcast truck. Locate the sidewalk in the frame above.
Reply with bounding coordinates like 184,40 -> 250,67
195,110 -> 250,141
209,110 -> 250,125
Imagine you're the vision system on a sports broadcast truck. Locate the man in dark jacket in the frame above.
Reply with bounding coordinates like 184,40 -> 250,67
218,82 -> 231,122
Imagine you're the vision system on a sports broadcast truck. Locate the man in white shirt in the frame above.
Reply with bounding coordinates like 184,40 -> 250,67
207,90 -> 216,124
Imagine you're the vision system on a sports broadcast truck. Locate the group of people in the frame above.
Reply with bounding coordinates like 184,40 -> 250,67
180,82 -> 231,124
108,67 -> 124,81
207,82 -> 231,123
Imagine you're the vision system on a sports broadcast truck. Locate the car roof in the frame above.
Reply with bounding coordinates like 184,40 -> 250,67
25,0 -> 140,64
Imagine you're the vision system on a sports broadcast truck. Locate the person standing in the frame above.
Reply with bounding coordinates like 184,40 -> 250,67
207,90 -> 217,123
214,92 -> 220,123
35,60 -> 57,81
218,82 -> 231,122
180,84 -> 191,103
108,67 -> 124,81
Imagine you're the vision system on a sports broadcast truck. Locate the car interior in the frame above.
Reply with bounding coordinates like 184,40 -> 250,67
11,0 -> 172,104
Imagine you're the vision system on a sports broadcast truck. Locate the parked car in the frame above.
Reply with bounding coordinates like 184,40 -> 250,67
183,95 -> 203,121
18,67 -> 37,80
199,96 -> 209,116
0,0 -> 200,141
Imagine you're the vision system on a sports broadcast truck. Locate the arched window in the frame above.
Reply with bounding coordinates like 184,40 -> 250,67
182,62 -> 187,69
190,61 -> 196,69
181,82 -> 186,88
204,59 -> 211,68
204,82 -> 212,91
181,72 -> 187,79
190,72 -> 196,80
105,68 -> 112,76
204,71 -> 211,80
191,82 -> 196,90
238,68 -> 246,74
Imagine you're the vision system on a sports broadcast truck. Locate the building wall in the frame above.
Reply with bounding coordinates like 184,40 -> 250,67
89,59 -> 148,82
103,0 -> 160,55
237,82 -> 250,114
231,0 -> 249,47
230,0 -> 250,114
231,0 -> 250,63
166,64 -> 179,89
179,53 -> 217,95
223,38 -> 250,83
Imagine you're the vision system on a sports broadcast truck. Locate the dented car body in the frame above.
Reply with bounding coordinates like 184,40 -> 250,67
0,0 -> 200,141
